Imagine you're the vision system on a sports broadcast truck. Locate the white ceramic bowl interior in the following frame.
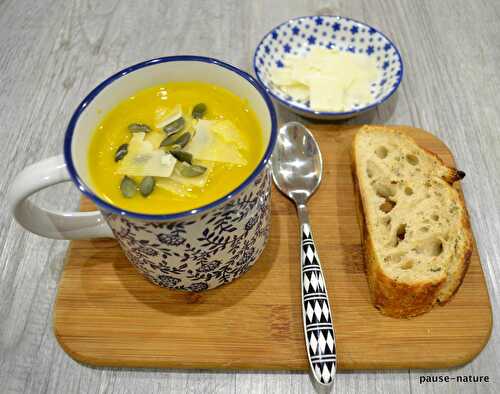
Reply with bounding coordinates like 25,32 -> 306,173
253,16 -> 403,120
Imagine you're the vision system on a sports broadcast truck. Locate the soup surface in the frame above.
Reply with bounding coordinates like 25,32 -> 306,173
88,82 -> 264,214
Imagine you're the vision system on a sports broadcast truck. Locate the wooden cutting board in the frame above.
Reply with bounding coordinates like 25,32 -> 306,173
54,125 -> 492,370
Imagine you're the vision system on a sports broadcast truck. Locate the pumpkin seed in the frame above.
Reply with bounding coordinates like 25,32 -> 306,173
114,143 -> 128,162
128,123 -> 151,133
163,117 -> 185,135
173,132 -> 191,148
160,131 -> 191,148
160,133 -> 180,147
120,176 -> 137,198
179,162 -> 207,177
139,176 -> 155,197
163,144 -> 181,152
192,103 -> 207,119
170,150 -> 193,164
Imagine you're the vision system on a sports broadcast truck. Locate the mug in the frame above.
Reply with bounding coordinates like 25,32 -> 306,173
8,56 -> 278,291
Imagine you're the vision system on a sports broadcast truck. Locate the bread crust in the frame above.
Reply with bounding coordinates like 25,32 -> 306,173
436,184 -> 473,304
351,126 -> 473,318
418,144 -> 473,304
414,143 -> 473,304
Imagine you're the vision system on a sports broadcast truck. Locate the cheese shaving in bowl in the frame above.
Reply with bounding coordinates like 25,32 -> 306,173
268,46 -> 380,112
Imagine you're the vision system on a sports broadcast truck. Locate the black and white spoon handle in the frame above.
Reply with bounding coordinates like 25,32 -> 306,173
297,203 -> 336,387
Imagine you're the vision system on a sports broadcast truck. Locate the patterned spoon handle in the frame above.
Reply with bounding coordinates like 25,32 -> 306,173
297,203 -> 336,387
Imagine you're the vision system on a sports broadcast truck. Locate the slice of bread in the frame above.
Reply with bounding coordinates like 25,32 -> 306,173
352,125 -> 473,318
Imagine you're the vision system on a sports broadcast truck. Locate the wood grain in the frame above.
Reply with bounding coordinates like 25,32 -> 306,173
2,1 -> 500,393
53,125 -> 492,371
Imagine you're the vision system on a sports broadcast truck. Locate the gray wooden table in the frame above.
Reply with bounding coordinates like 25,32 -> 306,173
1,0 -> 499,393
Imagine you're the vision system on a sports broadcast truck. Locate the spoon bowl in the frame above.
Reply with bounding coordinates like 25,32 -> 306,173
271,122 -> 323,205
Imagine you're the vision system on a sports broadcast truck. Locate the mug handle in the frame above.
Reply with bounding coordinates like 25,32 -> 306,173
7,155 -> 114,240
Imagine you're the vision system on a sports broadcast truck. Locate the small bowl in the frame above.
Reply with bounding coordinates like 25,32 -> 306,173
253,16 -> 403,120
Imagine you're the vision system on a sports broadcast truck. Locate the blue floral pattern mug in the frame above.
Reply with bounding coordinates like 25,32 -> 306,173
8,56 -> 278,291
107,170 -> 272,291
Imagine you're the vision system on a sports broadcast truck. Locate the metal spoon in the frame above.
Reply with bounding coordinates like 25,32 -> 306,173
271,122 -> 336,389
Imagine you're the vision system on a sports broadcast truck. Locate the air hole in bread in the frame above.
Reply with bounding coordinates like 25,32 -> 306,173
400,260 -> 414,270
420,226 -> 429,233
366,160 -> 376,178
379,199 -> 396,213
416,238 -> 443,256
431,214 -> 439,221
382,216 -> 392,227
396,224 -> 407,241
375,146 -> 388,159
406,154 -> 419,165
385,253 -> 402,263
375,183 -> 396,198
431,240 -> 443,256
404,186 -> 413,195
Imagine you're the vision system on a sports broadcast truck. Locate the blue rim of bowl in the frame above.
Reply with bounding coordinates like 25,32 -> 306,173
253,15 -> 404,117
64,55 -> 278,221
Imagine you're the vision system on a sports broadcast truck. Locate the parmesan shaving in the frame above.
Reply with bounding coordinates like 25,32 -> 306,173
268,46 -> 380,111
116,133 -> 176,177
185,120 -> 247,165
155,104 -> 183,129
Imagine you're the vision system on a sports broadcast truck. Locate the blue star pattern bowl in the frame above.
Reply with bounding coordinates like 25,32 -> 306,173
253,16 -> 404,120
